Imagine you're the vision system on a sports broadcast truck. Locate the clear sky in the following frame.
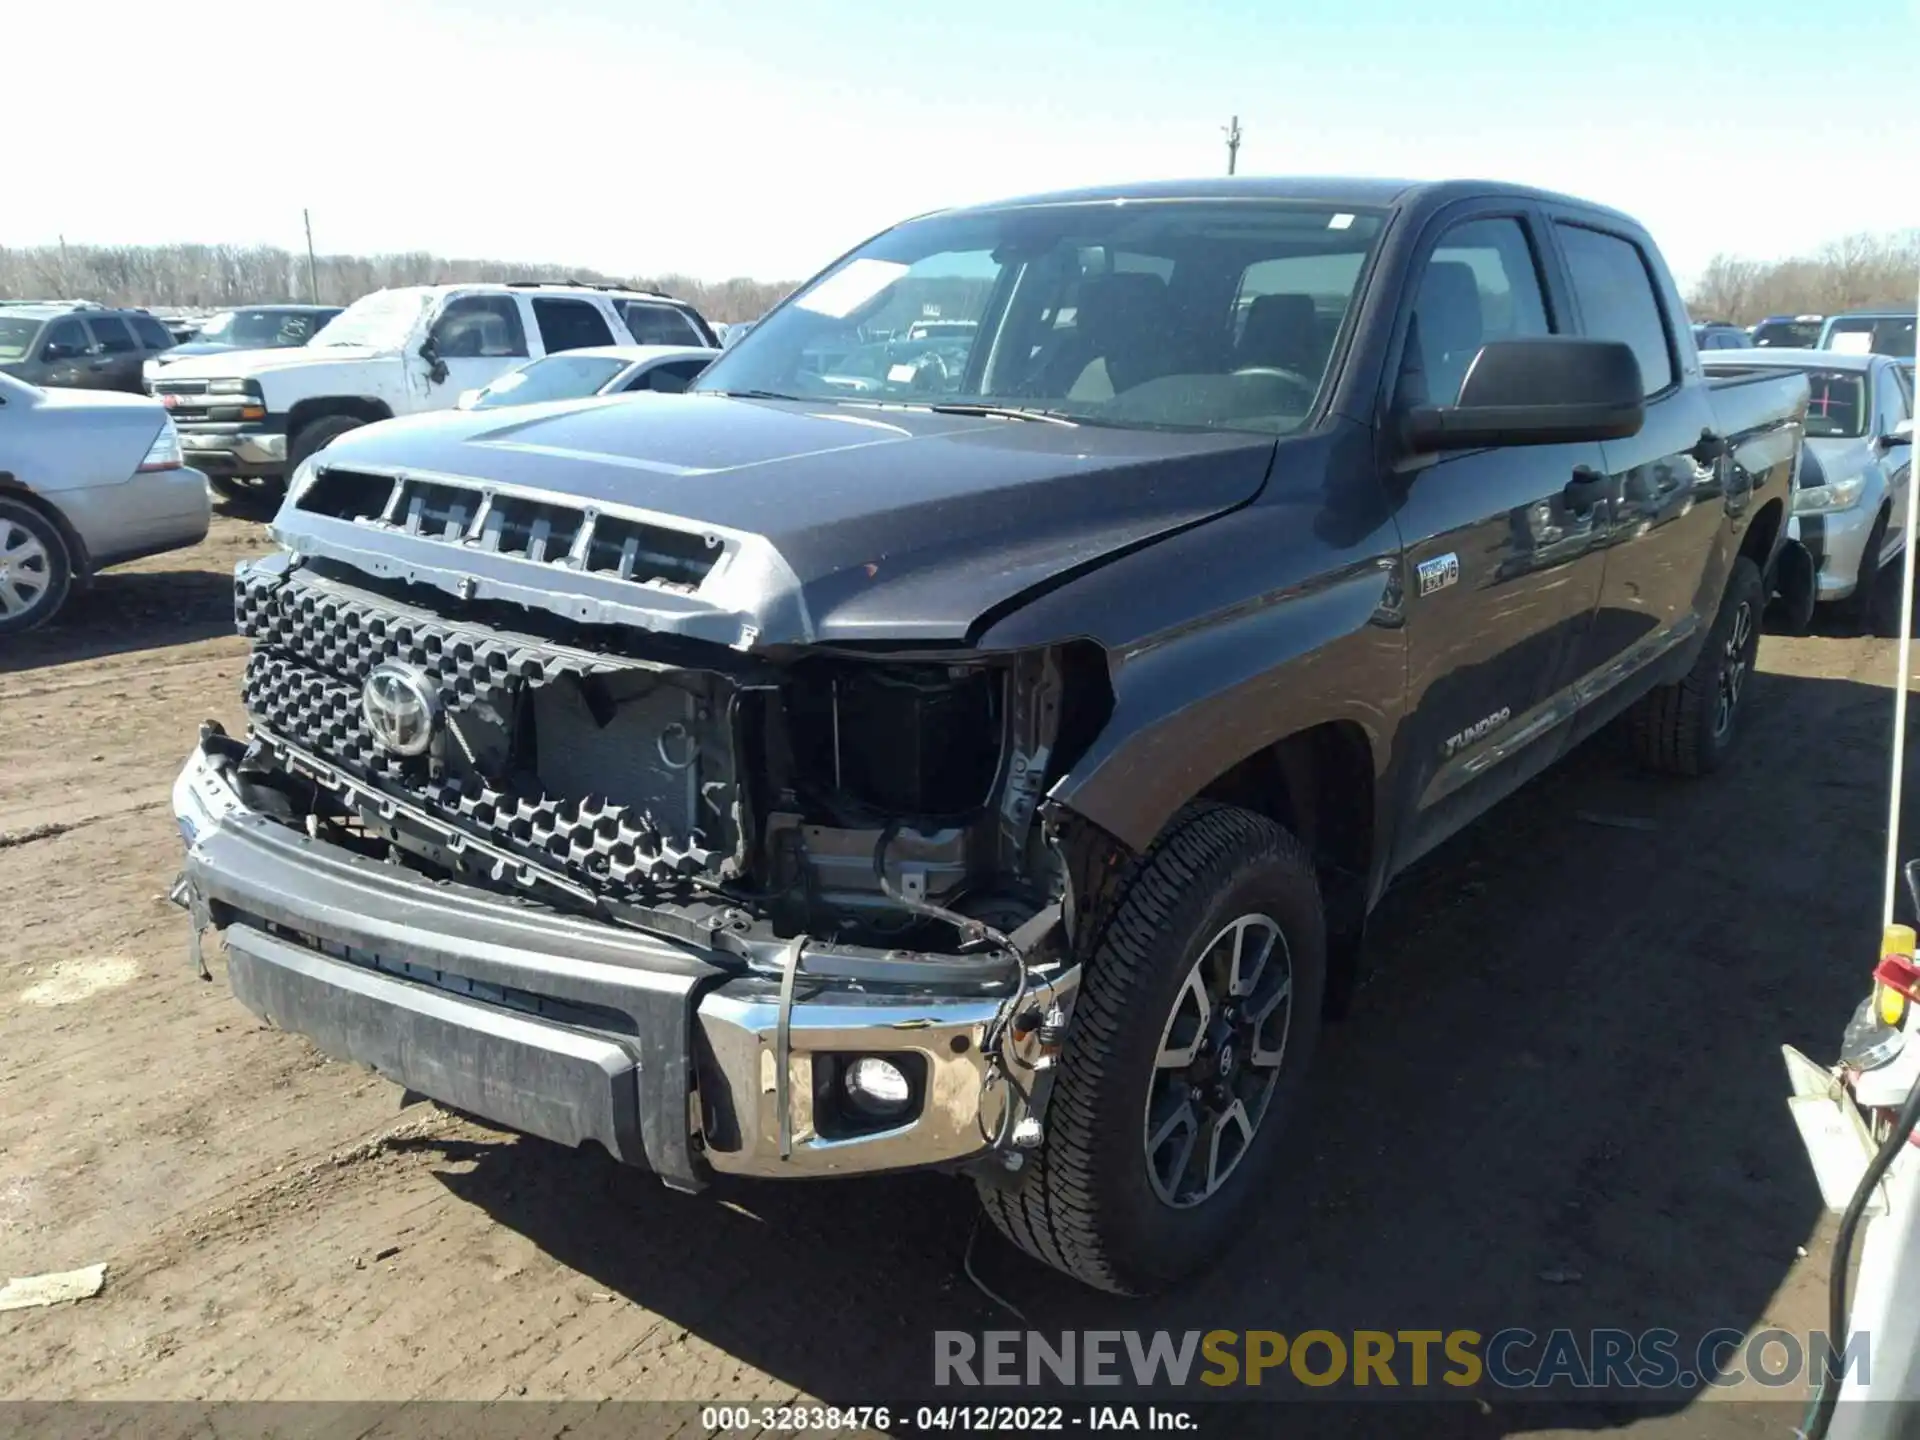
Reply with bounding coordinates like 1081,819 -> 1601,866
10,0 -> 1916,288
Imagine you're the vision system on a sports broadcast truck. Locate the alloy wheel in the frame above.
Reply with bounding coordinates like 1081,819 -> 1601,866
1142,913 -> 1295,1208
1713,598 -> 1755,739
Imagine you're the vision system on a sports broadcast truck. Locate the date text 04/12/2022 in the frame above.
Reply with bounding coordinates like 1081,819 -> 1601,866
700,1406 -> 1197,1432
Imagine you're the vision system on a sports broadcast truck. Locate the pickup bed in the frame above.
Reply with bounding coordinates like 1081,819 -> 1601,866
173,177 -> 1808,1294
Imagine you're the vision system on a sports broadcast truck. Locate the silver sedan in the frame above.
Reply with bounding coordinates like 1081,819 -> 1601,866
0,371 -> 211,633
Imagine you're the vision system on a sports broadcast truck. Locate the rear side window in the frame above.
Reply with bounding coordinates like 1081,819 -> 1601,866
129,314 -> 175,349
1399,216 -> 1552,407
1554,224 -> 1674,395
630,357 -> 711,393
429,295 -> 528,358
87,315 -> 138,354
533,297 -> 615,353
621,302 -> 705,346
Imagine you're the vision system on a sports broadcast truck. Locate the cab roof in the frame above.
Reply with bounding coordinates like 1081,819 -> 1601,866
939,175 -> 1643,229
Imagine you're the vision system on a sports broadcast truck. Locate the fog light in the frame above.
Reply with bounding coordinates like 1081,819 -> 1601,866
842,1056 -> 912,1116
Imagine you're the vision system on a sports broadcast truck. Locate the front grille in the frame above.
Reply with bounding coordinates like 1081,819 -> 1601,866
236,564 -> 736,898
153,378 -> 209,396
293,468 -> 722,592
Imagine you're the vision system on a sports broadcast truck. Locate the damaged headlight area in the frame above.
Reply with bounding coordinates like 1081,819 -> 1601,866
224,550 -> 1114,978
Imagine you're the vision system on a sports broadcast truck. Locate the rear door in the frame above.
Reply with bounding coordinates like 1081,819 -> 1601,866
1390,205 -> 1613,865
1547,218 -> 1726,708
532,297 -> 617,355
83,315 -> 144,391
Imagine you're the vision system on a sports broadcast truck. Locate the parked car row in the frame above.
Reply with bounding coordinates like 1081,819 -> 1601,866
1689,309 -> 1919,359
144,280 -> 722,499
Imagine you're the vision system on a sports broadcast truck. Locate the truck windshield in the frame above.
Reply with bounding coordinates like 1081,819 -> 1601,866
310,291 -> 429,350
1824,315 -> 1917,357
693,200 -> 1386,435
0,317 -> 39,361
1752,319 -> 1821,348
198,309 -> 328,348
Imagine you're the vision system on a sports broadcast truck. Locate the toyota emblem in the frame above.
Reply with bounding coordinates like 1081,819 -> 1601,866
362,662 -> 441,756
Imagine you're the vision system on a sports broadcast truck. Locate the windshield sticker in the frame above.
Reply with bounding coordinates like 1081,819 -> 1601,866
886,363 -> 918,384
1328,213 -> 1355,230
793,258 -> 909,319
1828,332 -> 1873,355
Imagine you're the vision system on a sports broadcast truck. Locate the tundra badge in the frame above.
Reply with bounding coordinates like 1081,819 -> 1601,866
1416,552 -> 1460,597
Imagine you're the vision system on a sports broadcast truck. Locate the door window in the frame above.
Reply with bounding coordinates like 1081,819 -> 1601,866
532,297 -> 615,353
630,358 -> 711,393
1554,224 -> 1675,395
428,296 -> 528,358
1398,216 -> 1552,407
40,320 -> 89,361
86,315 -> 138,354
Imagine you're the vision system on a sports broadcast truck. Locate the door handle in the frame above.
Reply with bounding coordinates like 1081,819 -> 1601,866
86,360 -> 108,371
1689,429 -> 1727,465
1564,466 -> 1610,509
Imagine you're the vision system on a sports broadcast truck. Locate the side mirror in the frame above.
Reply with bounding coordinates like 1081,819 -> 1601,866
1402,337 -> 1645,452
1883,418 -> 1914,448
417,335 -> 449,385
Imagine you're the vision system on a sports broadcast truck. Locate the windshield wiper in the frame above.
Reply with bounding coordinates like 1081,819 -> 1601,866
699,388 -> 797,401
920,402 -> 1079,426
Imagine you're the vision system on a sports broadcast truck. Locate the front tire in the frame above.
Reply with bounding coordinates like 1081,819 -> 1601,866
1627,555 -> 1763,776
976,802 -> 1326,1295
288,414 -> 366,472
0,497 -> 74,635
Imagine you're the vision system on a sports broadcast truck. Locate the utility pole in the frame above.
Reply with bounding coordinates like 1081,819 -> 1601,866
303,209 -> 319,304
1223,116 -> 1242,176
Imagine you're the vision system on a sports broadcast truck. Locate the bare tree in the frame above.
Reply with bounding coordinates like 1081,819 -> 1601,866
1687,228 -> 1920,324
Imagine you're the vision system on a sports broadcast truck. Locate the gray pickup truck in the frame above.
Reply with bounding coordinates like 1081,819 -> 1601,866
173,177 -> 1808,1294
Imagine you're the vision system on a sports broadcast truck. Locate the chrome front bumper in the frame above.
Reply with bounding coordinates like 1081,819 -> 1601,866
177,425 -> 288,472
173,741 -> 1060,1187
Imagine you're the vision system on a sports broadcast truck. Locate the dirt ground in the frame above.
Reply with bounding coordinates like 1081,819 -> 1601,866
1,509 -> 1912,1435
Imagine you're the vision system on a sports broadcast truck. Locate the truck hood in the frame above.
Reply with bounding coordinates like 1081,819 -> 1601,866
153,345 -> 388,379
280,393 -> 1279,647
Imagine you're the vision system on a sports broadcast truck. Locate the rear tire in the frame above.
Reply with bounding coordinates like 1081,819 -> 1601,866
976,802 -> 1326,1295
1628,556 -> 1763,776
0,497 -> 74,635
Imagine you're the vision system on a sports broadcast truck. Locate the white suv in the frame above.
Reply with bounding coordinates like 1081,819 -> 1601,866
146,282 -> 717,497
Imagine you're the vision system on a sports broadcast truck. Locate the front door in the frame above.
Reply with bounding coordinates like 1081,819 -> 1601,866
32,318 -> 93,388
414,295 -> 533,411
1391,210 -> 1612,866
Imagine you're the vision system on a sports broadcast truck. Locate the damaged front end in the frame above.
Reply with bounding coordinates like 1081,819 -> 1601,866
175,477 -> 1122,1188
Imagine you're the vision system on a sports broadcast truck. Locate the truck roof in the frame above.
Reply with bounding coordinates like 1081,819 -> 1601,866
1699,347 -> 1882,372
938,175 -> 1645,229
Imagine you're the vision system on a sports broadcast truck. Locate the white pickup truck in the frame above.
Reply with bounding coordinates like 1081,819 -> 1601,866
147,282 -> 718,498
